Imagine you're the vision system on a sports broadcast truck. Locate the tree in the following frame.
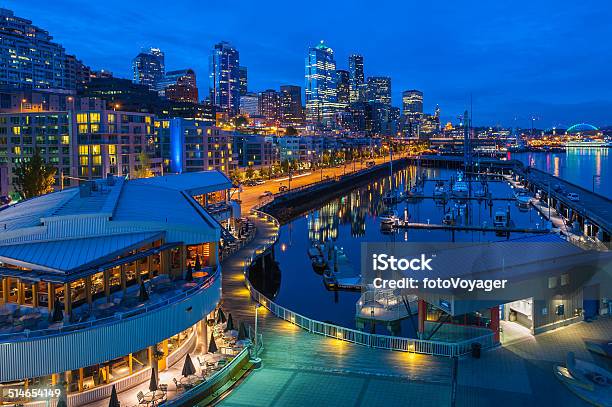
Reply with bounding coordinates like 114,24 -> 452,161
13,149 -> 56,199
245,165 -> 255,180
132,152 -> 154,179
259,166 -> 270,180
228,169 -> 241,186
233,116 -> 248,128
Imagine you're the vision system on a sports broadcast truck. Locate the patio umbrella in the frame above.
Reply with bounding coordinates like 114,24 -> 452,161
216,308 -> 226,324
185,264 -> 193,282
224,313 -> 234,332
52,299 -> 64,322
138,281 -> 149,302
108,384 -> 120,407
181,353 -> 197,377
207,331 -> 218,353
195,255 -> 201,271
238,321 -> 248,341
148,367 -> 158,392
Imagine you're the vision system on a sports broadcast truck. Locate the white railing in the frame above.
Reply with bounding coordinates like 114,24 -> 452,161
244,209 -> 496,358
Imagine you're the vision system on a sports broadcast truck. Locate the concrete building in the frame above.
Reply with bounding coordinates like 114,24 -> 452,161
157,69 -> 198,104
279,85 -> 303,126
232,133 -> 278,168
0,8 -> 72,90
366,77 -> 391,106
168,118 -> 235,174
258,89 -> 280,122
239,92 -> 259,117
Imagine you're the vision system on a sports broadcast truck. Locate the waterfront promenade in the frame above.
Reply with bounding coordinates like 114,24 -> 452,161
218,215 -> 455,406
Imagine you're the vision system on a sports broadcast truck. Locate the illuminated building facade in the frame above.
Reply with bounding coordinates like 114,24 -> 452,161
168,119 -> 235,174
238,66 -> 248,96
132,48 -> 165,91
348,54 -> 365,102
305,41 -> 341,126
335,70 -> 350,105
0,8 -> 72,90
366,77 -> 391,106
209,42 -> 240,117
239,92 -> 259,117
158,69 -> 199,104
258,89 -> 280,122
280,85 -> 303,125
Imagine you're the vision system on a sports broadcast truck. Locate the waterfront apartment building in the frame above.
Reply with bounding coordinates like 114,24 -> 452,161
209,42 -> 240,117
0,8 -> 74,90
366,77 -> 392,106
305,42 -> 343,126
0,99 -> 156,197
279,85 -> 303,126
0,171 -> 232,406
232,133 -> 278,168
168,118 -> 235,174
132,48 -> 165,91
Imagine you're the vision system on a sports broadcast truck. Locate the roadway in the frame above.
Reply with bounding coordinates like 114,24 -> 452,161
235,156 -> 389,213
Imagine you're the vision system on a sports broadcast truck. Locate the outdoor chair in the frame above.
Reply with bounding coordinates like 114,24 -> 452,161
137,391 -> 146,405
172,377 -> 183,391
159,383 -> 168,394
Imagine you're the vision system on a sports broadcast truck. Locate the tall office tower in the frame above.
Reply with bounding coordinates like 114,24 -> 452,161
258,89 -> 280,121
238,66 -> 248,96
348,54 -> 365,102
132,47 -> 165,91
305,41 -> 339,125
209,41 -> 240,117
280,85 -> 304,125
157,69 -> 198,103
239,92 -> 259,116
367,77 -> 391,105
0,8 -> 71,90
402,89 -> 423,116
335,70 -> 350,105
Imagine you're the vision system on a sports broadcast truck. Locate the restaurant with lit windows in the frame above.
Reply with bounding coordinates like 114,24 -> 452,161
0,171 -> 238,406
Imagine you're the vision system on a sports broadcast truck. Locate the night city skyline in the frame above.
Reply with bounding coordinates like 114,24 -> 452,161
5,0 -> 612,128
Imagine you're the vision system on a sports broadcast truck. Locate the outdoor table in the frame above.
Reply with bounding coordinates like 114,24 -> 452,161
179,375 -> 201,389
143,390 -> 165,405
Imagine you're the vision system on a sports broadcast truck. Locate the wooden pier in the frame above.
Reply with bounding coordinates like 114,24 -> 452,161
393,221 -> 550,234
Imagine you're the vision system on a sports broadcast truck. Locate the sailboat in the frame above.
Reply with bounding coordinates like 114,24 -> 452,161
382,147 -> 404,205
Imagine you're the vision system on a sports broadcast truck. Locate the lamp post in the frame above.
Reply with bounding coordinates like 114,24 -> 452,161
251,303 -> 262,368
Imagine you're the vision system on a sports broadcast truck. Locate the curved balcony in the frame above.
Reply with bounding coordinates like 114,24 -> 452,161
0,266 -> 222,383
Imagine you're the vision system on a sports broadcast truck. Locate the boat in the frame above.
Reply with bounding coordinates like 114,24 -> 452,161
585,339 -> 612,359
383,189 -> 404,205
514,191 -> 531,211
311,255 -> 327,274
451,171 -> 469,200
493,210 -> 507,228
433,181 -> 446,197
406,185 -> 424,202
442,211 -> 454,225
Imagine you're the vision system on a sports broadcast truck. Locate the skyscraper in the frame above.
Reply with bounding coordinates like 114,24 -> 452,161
335,70 -> 350,105
209,41 -> 240,117
258,89 -> 280,121
132,47 -> 165,91
158,69 -> 198,103
305,41 -> 339,125
238,66 -> 248,96
402,89 -> 423,116
280,85 -> 303,125
348,54 -> 365,102
0,8 -> 71,90
367,77 -> 391,105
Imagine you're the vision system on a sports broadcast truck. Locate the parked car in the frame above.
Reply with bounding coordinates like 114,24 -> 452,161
255,179 -> 265,185
260,191 -> 273,198
245,180 -> 257,187
567,192 -> 580,201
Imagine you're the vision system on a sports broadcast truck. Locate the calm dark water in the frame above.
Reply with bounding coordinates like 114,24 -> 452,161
510,148 -> 611,199
264,166 -> 551,337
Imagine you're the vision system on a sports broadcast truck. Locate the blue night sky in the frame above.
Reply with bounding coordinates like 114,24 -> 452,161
5,0 -> 612,128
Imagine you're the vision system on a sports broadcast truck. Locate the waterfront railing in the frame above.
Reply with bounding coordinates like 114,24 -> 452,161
246,208 -> 496,358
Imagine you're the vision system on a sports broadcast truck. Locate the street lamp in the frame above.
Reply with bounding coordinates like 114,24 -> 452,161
252,303 -> 262,368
